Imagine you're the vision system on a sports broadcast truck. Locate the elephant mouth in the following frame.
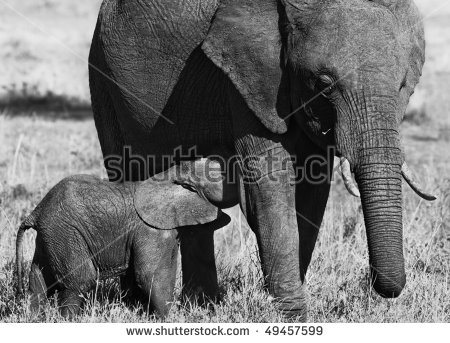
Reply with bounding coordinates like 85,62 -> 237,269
339,157 -> 436,201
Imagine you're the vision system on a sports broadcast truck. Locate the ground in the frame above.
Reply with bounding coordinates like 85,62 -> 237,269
0,0 -> 448,322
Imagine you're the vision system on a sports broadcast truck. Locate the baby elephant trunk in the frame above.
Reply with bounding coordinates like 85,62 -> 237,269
171,158 -> 240,209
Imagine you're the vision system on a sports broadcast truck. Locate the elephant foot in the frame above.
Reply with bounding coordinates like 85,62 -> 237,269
181,275 -> 219,309
278,303 -> 308,322
273,291 -> 308,322
58,289 -> 83,319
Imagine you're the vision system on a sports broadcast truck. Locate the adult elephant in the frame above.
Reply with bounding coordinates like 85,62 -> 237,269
89,0 -> 435,319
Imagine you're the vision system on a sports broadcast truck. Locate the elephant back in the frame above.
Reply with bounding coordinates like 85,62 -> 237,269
94,0 -> 220,121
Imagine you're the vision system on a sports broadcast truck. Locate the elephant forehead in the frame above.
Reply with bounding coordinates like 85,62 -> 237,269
308,5 -> 398,50
327,4 -> 400,52
297,3 -> 405,85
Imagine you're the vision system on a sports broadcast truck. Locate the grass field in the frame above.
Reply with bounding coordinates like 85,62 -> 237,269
0,0 -> 449,322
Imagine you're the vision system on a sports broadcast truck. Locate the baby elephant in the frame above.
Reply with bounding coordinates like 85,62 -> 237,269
16,158 -> 235,318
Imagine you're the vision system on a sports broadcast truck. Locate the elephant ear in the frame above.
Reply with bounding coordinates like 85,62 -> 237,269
372,0 -> 425,87
134,179 -> 230,230
202,0 -> 291,134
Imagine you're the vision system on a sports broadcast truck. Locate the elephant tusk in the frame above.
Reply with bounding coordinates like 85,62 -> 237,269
401,163 -> 437,201
340,158 -> 360,198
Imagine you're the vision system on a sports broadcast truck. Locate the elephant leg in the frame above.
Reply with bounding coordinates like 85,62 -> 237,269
133,233 -> 179,317
29,240 -> 58,314
47,236 -> 96,318
230,93 -> 306,319
58,289 -> 84,319
119,266 -> 152,313
232,132 -> 305,319
147,241 -> 179,317
28,263 -> 47,314
240,152 -> 305,319
119,267 -> 141,307
295,133 -> 334,280
179,227 -> 218,304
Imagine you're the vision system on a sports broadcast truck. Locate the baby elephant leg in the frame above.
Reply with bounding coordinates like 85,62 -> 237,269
46,233 -> 97,318
56,261 -> 96,318
133,232 -> 179,317
119,269 -> 138,305
149,243 -> 179,316
28,241 -> 58,314
58,289 -> 84,318
28,263 -> 47,313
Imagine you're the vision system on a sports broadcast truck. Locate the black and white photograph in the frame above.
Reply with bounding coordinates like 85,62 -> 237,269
0,0 -> 448,334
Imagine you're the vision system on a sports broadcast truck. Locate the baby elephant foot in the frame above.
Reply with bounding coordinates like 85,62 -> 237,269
58,290 -> 83,319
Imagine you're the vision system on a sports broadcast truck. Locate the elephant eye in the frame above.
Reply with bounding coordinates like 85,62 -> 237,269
173,180 -> 198,193
399,76 -> 407,92
315,75 -> 336,98
181,183 -> 197,193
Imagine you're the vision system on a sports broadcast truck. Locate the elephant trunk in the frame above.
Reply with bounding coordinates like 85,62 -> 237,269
354,132 -> 406,297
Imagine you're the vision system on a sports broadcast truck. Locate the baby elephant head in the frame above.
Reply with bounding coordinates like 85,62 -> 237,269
133,161 -> 233,231
169,158 -> 239,209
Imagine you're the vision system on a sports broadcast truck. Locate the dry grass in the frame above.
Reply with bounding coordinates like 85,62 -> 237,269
0,0 -> 449,322
0,113 -> 447,323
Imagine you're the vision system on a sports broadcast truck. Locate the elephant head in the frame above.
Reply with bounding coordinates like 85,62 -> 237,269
134,173 -> 231,231
154,157 -> 239,209
202,0 -> 435,297
176,158 -> 239,209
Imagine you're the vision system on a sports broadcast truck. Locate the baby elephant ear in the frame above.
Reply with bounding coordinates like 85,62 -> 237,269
134,180 -> 230,230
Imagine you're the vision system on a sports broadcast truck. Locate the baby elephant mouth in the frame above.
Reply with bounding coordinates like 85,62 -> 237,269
170,158 -> 240,209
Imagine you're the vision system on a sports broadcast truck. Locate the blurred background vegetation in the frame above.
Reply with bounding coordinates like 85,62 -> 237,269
0,0 -> 101,117
0,0 -> 449,127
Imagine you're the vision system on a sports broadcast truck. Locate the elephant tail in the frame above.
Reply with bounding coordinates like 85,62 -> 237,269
16,214 -> 36,295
